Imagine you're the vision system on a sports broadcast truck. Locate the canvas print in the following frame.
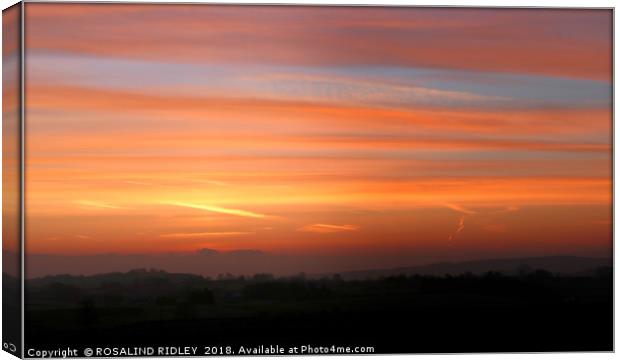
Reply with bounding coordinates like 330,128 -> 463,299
2,3 -> 614,357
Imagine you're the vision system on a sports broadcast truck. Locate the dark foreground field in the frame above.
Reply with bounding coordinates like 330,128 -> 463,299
24,265 -> 612,355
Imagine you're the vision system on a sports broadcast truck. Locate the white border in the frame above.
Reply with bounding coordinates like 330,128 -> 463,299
0,1 -> 616,360
1,0 -> 617,7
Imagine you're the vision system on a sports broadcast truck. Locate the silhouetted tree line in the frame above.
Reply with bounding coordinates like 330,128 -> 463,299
24,265 -> 612,310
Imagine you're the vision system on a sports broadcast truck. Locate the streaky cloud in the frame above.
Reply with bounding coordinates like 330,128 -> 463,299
445,203 -> 477,215
299,223 -> 359,233
164,201 -> 267,219
75,200 -> 128,210
161,231 -> 251,238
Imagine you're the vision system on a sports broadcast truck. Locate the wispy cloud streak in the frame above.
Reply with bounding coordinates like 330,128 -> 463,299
448,217 -> 466,241
75,200 -> 127,210
165,202 -> 267,219
299,224 -> 359,233
445,203 -> 477,215
160,232 -> 251,238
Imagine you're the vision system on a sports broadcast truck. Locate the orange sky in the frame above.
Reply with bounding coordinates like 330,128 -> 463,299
20,4 -> 611,272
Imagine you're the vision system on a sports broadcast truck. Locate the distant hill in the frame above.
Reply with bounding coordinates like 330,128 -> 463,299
20,255 -> 612,284
330,256 -> 611,280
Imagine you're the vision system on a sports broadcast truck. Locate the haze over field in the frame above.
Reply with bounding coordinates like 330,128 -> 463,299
23,5 -> 612,276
